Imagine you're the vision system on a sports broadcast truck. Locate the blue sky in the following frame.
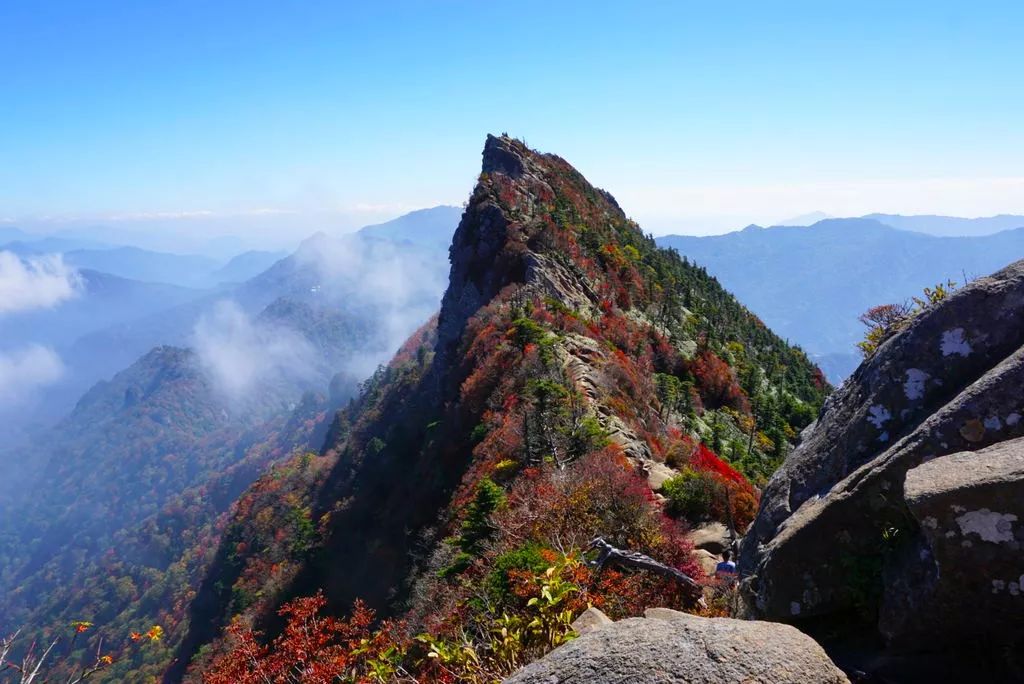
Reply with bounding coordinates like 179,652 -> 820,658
1,0 -> 1022,242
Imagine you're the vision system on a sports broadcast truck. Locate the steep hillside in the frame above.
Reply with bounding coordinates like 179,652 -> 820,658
0,346 -> 339,682
0,217 -> 455,682
0,268 -> 208,441
657,220 -> 1024,380
0,347 -> 261,598
175,136 -> 828,681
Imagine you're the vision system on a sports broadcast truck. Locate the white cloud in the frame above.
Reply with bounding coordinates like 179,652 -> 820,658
293,234 -> 446,376
0,252 -> 81,314
0,345 -> 64,406
191,300 -> 317,403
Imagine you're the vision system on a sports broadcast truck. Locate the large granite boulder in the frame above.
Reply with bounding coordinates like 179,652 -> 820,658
505,609 -> 848,683
739,259 -> 1024,644
880,438 -> 1024,646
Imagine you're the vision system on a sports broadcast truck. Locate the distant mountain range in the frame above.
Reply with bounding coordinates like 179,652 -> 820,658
0,208 -> 457,433
772,212 -> 1024,236
657,218 -> 1024,381
775,211 -> 833,226
861,213 -> 1024,237
210,249 -> 289,283
1,241 -> 289,289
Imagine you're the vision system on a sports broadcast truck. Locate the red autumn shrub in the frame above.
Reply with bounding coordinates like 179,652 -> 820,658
690,443 -> 744,484
690,350 -> 749,412
202,592 -> 402,684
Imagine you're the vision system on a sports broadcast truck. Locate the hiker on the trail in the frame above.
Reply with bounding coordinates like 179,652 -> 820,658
715,550 -> 737,580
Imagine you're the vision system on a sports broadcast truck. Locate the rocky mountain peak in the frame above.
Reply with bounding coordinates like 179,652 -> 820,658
437,134 -> 617,363
481,133 -> 528,177
173,135 -> 829,682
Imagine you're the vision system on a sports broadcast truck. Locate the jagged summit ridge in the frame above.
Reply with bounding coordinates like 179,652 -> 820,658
481,133 -> 527,177
437,134 -> 621,362
176,134 -> 828,681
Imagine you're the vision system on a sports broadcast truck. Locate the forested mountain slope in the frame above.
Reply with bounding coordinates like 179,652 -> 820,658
0,344 -> 342,681
0,221 -> 453,682
657,220 -> 1024,381
174,135 -> 828,681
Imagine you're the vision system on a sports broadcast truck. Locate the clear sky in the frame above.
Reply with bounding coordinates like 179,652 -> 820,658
2,0 -> 1022,243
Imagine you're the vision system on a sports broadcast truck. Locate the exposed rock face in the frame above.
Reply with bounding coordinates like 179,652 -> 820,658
740,259 -> 1024,648
687,521 -> 733,555
570,606 -> 613,635
692,549 -> 720,576
437,134 -> 598,365
880,438 -> 1024,646
505,609 -> 848,683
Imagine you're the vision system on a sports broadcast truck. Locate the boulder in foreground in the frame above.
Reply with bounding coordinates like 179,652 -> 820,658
505,609 -> 848,684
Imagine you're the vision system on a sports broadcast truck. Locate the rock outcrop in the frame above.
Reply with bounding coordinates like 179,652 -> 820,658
436,134 -> 598,366
740,259 -> 1024,651
880,438 -> 1024,646
687,521 -> 733,555
505,609 -> 848,683
570,606 -> 613,635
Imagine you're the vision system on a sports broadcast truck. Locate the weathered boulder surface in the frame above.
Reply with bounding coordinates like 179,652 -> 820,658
687,521 -> 733,555
739,259 -> 1024,647
569,606 -> 613,635
505,609 -> 848,683
879,438 -> 1024,645
692,548 -> 720,576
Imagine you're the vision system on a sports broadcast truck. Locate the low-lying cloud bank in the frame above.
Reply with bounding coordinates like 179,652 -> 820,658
0,345 -> 64,407
0,252 -> 81,314
293,233 -> 446,376
191,300 -> 317,404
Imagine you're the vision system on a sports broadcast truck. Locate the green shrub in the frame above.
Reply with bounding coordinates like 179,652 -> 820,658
512,317 -> 547,347
459,478 -> 506,556
483,543 -> 549,606
661,468 -> 715,520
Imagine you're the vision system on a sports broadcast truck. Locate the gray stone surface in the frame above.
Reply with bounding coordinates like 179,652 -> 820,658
570,606 -> 612,635
645,460 -> 677,491
687,521 -> 732,555
505,611 -> 848,683
879,438 -> 1024,645
692,548 -> 719,576
740,260 -> 1024,626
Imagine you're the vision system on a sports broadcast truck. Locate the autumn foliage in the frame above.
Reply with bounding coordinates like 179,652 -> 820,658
177,136 -> 830,680
202,594 -> 404,684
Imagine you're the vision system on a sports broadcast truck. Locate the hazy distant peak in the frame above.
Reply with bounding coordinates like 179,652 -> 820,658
358,205 -> 462,248
774,211 -> 834,227
810,217 -> 896,232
